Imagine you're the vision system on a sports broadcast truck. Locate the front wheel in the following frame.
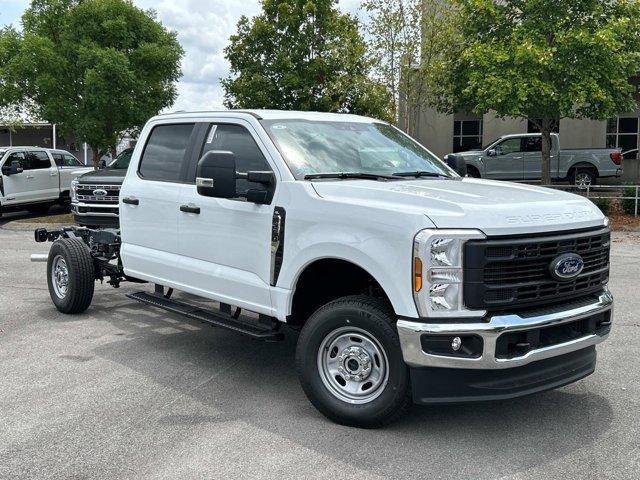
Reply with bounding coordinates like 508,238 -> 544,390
296,295 -> 411,428
47,238 -> 95,314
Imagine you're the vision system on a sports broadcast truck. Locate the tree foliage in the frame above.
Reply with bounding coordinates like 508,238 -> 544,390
363,0 -> 455,134
0,0 -> 183,165
437,0 -> 640,184
223,0 -> 393,120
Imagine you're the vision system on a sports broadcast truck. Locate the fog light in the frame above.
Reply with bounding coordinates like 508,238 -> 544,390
451,336 -> 462,351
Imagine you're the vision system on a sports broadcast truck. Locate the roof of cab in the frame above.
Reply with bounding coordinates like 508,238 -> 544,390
154,109 -> 380,124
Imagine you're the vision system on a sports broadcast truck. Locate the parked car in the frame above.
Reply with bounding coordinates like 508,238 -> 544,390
33,110 -> 612,427
0,147 -> 92,216
450,133 -> 623,187
71,147 -> 133,228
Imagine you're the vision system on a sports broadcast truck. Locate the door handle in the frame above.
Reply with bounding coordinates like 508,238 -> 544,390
50,171 -> 58,176
122,196 -> 139,205
25,175 -> 34,179
180,204 -> 200,214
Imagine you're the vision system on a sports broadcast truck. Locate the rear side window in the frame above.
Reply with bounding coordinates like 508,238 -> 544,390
25,151 -> 52,170
199,124 -> 271,192
522,137 -> 542,152
139,124 -> 196,182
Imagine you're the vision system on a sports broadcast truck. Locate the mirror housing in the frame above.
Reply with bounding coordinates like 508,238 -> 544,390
196,150 -> 237,198
445,154 -> 467,177
1,160 -> 24,176
487,148 -> 497,157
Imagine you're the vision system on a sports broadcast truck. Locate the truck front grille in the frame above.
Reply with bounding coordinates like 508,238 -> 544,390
76,184 -> 121,204
464,228 -> 610,311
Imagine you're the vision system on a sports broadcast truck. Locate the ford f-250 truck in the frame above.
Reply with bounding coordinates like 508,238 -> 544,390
450,133 -> 622,187
1,147 -> 92,216
32,111 -> 613,427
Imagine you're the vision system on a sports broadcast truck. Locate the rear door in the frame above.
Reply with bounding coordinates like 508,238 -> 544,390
483,137 -> 524,180
175,120 -> 276,315
522,136 -> 543,180
119,122 -> 198,284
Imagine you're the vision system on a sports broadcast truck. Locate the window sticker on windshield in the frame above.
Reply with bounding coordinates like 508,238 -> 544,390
206,125 -> 218,144
272,124 -> 287,130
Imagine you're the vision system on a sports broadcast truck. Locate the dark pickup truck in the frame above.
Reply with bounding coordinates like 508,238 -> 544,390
70,148 -> 132,227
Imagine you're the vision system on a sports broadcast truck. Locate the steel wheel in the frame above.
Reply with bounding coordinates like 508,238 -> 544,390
317,326 -> 389,404
51,254 -> 69,299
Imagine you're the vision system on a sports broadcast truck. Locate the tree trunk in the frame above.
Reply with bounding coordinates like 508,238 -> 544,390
540,121 -> 552,186
92,149 -> 101,170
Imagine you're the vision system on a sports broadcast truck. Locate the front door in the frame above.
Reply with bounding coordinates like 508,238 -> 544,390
483,138 -> 524,180
119,122 -> 198,285
1,151 -> 57,205
176,121 -> 277,316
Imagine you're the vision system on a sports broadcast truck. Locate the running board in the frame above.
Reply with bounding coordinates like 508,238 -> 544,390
126,291 -> 284,341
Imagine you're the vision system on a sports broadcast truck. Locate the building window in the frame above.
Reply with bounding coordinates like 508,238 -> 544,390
607,116 -> 638,152
453,117 -> 483,152
527,119 -> 559,133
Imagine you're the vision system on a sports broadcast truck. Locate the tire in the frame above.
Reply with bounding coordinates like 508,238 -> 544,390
466,166 -> 481,178
27,203 -> 51,214
570,168 -> 597,190
47,238 -> 95,314
296,295 -> 411,428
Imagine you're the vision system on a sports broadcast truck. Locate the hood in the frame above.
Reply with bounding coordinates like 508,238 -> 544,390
76,167 -> 126,184
311,178 -> 605,236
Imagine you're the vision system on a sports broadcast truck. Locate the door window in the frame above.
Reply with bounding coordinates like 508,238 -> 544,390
496,138 -> 521,155
5,152 -> 26,168
139,123 -> 196,182
24,151 -> 52,170
199,124 -> 272,193
53,153 -> 82,167
521,137 -> 542,152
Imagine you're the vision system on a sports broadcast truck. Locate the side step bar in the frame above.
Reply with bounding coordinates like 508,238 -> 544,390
126,291 -> 284,341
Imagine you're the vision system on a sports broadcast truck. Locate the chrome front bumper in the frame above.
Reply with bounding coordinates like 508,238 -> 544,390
397,288 -> 613,370
71,201 -> 119,217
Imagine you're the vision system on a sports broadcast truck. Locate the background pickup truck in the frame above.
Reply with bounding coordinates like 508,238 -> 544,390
0,146 -> 92,216
451,133 -> 623,187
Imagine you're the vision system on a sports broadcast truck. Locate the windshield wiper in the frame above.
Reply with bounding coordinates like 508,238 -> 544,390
304,172 -> 400,181
392,171 -> 450,178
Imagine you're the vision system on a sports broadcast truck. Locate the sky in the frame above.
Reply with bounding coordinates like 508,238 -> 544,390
0,0 -> 364,112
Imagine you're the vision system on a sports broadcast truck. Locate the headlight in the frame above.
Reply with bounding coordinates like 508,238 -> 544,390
413,229 -> 486,318
71,179 -> 79,201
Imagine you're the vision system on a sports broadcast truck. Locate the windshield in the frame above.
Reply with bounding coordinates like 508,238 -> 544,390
262,120 -> 452,179
481,138 -> 500,150
108,148 -> 133,169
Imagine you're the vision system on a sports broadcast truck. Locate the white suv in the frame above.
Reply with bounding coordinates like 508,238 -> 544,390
32,110 -> 612,427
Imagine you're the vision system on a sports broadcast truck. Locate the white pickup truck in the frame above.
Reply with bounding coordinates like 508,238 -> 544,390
32,111 -> 613,427
1,147 -> 92,216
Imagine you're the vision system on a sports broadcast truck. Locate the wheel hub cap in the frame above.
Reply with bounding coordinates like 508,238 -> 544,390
338,346 -> 372,381
51,255 -> 69,298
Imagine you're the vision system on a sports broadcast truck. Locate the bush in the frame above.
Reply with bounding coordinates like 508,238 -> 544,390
621,186 -> 639,215
590,197 -> 610,216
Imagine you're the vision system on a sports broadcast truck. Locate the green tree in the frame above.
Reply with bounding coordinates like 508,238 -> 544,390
222,0 -> 393,120
0,0 -> 183,166
437,0 -> 640,184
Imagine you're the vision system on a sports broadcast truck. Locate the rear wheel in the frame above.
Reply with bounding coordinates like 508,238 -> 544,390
47,238 -> 95,314
570,168 -> 597,190
296,295 -> 411,428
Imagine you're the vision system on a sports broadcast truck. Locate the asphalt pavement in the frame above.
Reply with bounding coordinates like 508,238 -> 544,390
1,219 -> 639,480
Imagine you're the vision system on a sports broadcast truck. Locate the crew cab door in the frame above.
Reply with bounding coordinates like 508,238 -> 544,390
521,136 -> 543,180
119,122 -> 198,284
176,121 -> 276,315
1,150 -> 58,204
483,137 -> 524,180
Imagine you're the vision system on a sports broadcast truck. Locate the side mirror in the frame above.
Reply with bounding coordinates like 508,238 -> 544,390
487,149 -> 497,157
196,150 -> 237,198
445,154 -> 467,177
1,160 -> 24,176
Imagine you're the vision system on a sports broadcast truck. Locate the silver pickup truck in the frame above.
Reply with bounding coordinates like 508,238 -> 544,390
450,133 -> 623,187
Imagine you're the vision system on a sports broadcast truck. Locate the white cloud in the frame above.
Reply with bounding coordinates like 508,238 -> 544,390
3,0 -> 365,112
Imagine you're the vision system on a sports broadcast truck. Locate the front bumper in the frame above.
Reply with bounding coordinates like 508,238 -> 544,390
398,289 -> 612,403
71,201 -> 119,228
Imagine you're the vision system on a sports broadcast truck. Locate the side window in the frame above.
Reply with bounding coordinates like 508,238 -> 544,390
496,138 -> 521,155
139,123 -> 196,182
5,152 -> 26,169
25,151 -> 52,170
199,124 -> 271,193
63,154 -> 81,167
521,137 -> 542,152
52,153 -> 64,166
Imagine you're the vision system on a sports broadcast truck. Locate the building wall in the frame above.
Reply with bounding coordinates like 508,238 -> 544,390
0,124 -> 93,164
559,118 -> 606,148
414,107 -> 454,159
482,113 -> 526,146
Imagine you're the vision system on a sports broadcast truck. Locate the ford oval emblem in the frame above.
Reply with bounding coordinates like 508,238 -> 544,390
549,253 -> 584,281
93,189 -> 108,197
